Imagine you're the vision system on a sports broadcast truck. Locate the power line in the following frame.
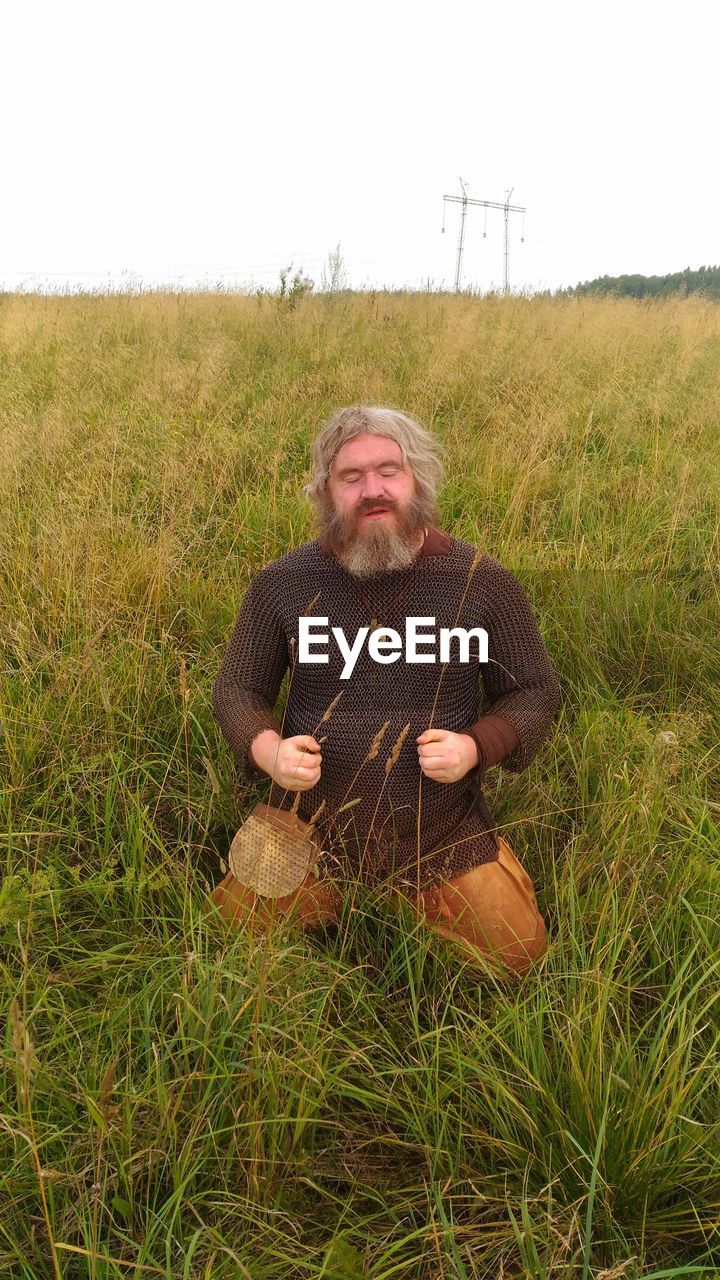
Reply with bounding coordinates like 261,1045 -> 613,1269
0,248 -> 441,286
442,180 -> 526,292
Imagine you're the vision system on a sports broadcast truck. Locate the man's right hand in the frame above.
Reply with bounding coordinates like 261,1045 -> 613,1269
249,730 -> 322,791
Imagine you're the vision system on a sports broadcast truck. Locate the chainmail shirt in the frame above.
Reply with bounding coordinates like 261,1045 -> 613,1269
211,526 -> 561,890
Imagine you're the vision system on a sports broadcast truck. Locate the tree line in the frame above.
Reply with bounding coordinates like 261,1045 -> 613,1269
558,265 -> 720,299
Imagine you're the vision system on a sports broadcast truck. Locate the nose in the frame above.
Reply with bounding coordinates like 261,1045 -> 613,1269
359,471 -> 388,503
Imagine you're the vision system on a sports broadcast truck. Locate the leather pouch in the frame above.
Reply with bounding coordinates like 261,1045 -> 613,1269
228,801 -> 326,898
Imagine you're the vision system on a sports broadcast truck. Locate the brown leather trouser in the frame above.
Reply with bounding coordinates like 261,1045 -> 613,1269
210,834 -> 547,977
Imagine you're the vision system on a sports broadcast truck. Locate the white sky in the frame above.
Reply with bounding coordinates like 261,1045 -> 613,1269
2,0 -> 718,294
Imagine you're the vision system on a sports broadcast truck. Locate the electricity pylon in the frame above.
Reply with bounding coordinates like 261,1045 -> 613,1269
442,181 -> 526,292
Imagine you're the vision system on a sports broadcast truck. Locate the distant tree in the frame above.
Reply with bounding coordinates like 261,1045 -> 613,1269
565,265 -> 720,300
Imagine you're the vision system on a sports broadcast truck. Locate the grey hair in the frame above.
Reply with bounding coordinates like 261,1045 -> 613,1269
303,404 -> 445,510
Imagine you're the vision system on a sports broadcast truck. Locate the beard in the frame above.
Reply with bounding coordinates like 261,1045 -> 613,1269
316,490 -> 438,578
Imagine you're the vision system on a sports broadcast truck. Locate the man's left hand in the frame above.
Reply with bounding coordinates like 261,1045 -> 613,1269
416,728 -> 479,783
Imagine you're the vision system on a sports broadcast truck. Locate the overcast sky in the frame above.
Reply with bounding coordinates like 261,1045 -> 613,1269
2,0 -> 717,294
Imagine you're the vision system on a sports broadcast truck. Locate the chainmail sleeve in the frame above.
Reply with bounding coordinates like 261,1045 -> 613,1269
211,566 -> 289,783
475,556 -> 561,773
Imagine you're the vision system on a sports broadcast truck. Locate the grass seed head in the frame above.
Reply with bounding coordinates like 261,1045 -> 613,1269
319,691 -> 343,724
366,720 -> 390,763
9,1000 -> 35,1080
386,723 -> 411,775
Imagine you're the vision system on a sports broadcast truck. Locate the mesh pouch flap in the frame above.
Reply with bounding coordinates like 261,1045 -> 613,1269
228,802 -> 324,898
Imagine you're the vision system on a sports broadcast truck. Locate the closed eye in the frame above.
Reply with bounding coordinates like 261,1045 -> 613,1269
342,466 -> 400,483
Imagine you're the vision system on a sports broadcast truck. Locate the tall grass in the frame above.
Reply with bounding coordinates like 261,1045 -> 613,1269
1,289 -> 718,1277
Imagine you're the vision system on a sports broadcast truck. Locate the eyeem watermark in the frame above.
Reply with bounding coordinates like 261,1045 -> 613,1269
299,616 -> 489,680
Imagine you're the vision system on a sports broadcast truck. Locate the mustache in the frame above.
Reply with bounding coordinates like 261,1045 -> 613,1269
357,500 -> 396,514
315,490 -> 438,553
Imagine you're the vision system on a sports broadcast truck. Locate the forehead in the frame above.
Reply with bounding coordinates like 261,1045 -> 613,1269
331,433 -> 404,471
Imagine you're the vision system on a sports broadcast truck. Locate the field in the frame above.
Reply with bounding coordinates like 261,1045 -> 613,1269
1,288 -> 719,1278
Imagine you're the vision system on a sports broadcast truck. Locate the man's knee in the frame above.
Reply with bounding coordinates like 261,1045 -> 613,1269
431,907 -> 547,975
210,870 -> 342,931
414,844 -> 549,976
496,910 -> 548,974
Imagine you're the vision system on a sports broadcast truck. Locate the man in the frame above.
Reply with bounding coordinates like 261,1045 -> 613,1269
210,405 -> 561,975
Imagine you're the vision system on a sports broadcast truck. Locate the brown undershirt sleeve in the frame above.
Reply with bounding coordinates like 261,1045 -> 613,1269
457,714 -> 521,772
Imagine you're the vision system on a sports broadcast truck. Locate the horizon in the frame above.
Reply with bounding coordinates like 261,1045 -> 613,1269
3,265 -> 719,299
